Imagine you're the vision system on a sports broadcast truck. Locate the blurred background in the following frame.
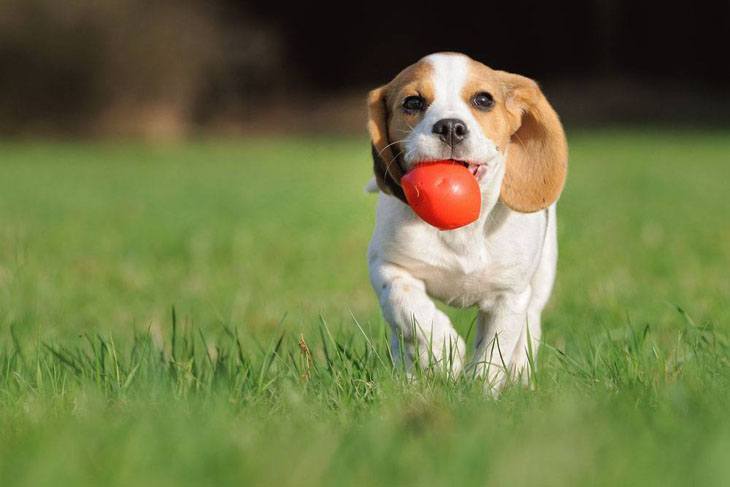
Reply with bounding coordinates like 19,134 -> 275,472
1,0 -> 729,139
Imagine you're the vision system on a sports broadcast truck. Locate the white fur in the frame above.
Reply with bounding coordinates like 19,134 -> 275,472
368,53 -> 558,391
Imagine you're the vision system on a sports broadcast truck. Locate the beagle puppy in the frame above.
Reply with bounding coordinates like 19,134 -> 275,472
366,52 -> 567,390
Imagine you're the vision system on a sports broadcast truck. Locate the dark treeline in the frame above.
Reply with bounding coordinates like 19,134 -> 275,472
244,0 -> 730,89
1,0 -> 728,137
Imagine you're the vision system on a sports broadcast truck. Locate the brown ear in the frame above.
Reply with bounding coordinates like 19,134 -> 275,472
498,72 -> 568,213
367,86 -> 407,203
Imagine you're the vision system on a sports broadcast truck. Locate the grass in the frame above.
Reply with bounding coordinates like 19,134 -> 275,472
0,129 -> 729,486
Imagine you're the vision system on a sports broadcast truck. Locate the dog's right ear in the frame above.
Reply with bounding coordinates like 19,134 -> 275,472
368,86 -> 407,203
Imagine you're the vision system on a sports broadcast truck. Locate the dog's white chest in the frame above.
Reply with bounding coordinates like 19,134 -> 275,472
370,196 -> 547,309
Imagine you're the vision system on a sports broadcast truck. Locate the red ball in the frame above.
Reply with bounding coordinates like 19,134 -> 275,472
401,161 -> 481,230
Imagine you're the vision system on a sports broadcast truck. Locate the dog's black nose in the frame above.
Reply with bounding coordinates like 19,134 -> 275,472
432,118 -> 469,146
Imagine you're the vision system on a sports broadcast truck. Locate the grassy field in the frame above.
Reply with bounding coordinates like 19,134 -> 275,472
0,130 -> 729,486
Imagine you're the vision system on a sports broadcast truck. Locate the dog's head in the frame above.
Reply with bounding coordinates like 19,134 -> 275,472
368,52 -> 567,213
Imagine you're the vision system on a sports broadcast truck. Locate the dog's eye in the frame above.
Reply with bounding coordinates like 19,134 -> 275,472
472,92 -> 495,111
402,95 -> 426,112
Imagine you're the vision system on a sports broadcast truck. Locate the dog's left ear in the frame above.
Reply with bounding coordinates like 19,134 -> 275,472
498,72 -> 568,213
367,86 -> 407,203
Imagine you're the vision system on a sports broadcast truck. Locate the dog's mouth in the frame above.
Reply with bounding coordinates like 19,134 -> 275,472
452,160 -> 487,180
409,158 -> 489,181
452,160 -> 478,175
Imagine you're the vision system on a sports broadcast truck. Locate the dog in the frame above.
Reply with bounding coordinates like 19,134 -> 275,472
366,52 -> 567,390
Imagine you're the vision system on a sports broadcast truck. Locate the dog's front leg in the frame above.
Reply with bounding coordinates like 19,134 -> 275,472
370,261 -> 465,375
473,288 -> 535,391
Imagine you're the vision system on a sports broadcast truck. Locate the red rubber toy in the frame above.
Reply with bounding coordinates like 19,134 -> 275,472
401,160 -> 481,230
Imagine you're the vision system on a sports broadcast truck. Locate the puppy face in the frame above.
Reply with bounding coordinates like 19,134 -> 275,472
369,52 -> 568,213
386,53 -> 509,179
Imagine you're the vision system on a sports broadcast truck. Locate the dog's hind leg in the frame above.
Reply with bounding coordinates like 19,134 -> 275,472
370,261 -> 465,376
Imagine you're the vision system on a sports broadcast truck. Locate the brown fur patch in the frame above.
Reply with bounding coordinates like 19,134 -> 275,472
460,59 -> 515,151
367,60 -> 433,202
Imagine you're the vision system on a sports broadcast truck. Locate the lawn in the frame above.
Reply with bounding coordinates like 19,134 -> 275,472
0,130 -> 729,486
